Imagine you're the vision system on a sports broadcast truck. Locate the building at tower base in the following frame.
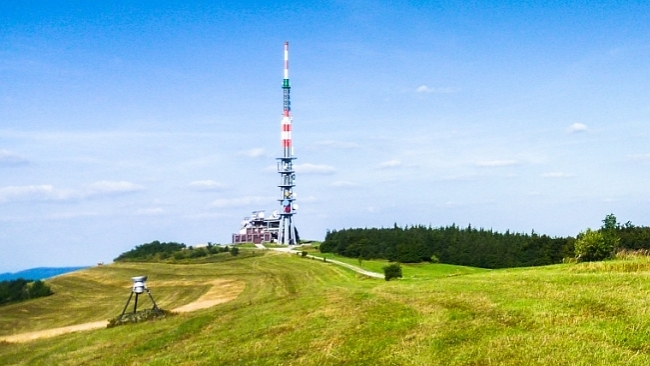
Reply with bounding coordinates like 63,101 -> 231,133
231,211 -> 280,244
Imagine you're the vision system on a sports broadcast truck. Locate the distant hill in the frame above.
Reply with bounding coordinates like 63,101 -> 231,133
0,267 -> 88,281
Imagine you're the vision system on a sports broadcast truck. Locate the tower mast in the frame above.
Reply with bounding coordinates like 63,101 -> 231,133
277,41 -> 297,245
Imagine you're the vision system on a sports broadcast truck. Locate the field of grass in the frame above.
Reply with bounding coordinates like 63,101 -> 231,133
3,249 -> 650,365
299,248 -> 487,279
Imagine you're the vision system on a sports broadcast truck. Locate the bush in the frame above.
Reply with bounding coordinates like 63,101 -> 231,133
188,248 -> 208,258
301,251 -> 308,257
383,263 -> 403,281
231,247 -> 240,256
575,228 -> 615,262
0,279 -> 53,306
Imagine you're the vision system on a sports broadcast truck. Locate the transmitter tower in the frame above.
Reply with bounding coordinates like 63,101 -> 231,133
277,42 -> 298,245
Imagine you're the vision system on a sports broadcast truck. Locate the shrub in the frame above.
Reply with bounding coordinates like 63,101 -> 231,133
231,247 -> 240,256
575,228 -> 615,262
189,248 -> 208,258
383,263 -> 403,281
301,251 -> 308,257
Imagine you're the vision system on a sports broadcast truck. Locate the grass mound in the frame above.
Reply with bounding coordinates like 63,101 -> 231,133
107,308 -> 175,328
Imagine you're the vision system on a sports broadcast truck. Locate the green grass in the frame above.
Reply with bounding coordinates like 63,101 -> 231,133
3,251 -> 650,365
302,250 -> 487,279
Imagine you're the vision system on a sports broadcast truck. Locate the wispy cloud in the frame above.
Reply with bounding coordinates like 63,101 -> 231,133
211,196 -> 274,208
626,153 -> 650,161
438,201 -> 466,208
311,140 -> 360,149
541,172 -> 575,178
188,180 -> 227,191
416,85 -> 458,94
0,181 -> 144,203
0,185 -> 73,203
135,207 -> 165,216
87,181 -> 144,194
476,160 -> 518,167
331,180 -> 358,188
238,148 -> 266,158
0,149 -> 28,166
438,175 -> 478,182
379,159 -> 402,169
294,163 -> 336,175
47,211 -> 100,220
567,123 -> 588,133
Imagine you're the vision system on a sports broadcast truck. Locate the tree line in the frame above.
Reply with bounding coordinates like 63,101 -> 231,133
0,278 -> 53,306
114,241 -> 187,262
320,215 -> 650,269
114,241 -> 238,262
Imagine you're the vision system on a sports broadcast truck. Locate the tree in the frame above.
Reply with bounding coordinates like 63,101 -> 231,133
602,213 -> 618,231
383,263 -> 403,281
600,213 -> 620,254
575,228 -> 615,262
231,247 -> 240,256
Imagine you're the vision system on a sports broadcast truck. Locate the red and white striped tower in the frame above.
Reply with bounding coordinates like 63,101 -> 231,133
277,41 -> 298,245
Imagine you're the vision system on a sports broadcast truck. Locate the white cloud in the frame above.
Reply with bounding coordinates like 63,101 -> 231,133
135,207 -> 165,216
416,85 -> 432,93
188,180 -> 227,191
541,172 -> 575,178
47,211 -> 100,220
567,123 -> 588,133
311,140 -> 360,149
379,159 -> 402,169
0,185 -> 74,203
87,181 -> 144,194
476,160 -> 518,167
440,201 -> 465,208
626,153 -> 650,161
294,163 -> 336,175
331,180 -> 358,188
0,181 -> 144,203
0,150 -> 28,166
416,85 -> 457,94
211,196 -> 274,208
439,175 -> 478,182
238,148 -> 266,158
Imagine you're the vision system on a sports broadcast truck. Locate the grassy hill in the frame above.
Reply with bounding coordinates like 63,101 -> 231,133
2,249 -> 650,365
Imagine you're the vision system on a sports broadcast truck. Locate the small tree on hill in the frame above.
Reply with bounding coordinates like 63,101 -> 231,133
575,228 -> 615,262
231,247 -> 240,256
383,263 -> 403,281
600,213 -> 620,253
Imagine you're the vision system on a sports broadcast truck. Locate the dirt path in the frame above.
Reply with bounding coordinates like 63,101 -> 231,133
270,247 -> 384,279
173,279 -> 244,313
0,279 -> 245,344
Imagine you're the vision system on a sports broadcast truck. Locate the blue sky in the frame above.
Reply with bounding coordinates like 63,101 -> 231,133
1,1 -> 650,272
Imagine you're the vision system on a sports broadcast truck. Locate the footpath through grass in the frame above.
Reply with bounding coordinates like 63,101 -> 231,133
3,250 -> 650,365
301,247 -> 486,279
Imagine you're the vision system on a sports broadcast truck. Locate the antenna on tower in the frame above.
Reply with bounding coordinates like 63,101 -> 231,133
277,41 -> 298,245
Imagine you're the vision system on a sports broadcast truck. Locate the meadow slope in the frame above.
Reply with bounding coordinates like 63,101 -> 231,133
2,250 -> 650,365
